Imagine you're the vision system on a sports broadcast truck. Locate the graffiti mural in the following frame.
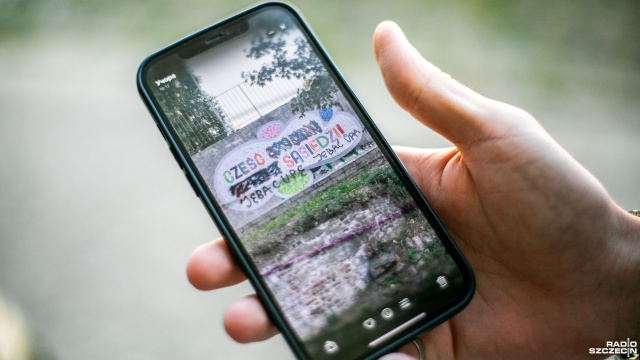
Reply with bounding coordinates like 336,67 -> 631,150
213,110 -> 363,211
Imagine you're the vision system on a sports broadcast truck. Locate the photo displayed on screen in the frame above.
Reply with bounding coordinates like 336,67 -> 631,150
146,7 -> 465,359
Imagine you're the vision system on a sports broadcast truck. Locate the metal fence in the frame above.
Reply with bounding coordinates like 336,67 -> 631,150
213,77 -> 303,131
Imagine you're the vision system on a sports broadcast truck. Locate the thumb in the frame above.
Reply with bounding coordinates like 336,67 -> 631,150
373,21 -> 520,149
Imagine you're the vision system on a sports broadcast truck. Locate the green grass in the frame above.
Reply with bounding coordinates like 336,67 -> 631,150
244,166 -> 407,243
394,226 -> 411,246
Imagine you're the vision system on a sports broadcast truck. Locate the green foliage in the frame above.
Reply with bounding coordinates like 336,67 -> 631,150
326,314 -> 340,326
395,226 -> 410,246
379,244 -> 391,254
290,73 -> 343,117
292,176 -> 367,233
294,207 -> 314,233
384,274 -> 404,288
247,210 -> 298,242
245,167 -> 369,242
364,167 -> 406,198
423,241 -> 443,259
357,304 -> 373,317
404,248 -> 418,264
242,27 -> 342,116
244,166 -> 414,243
156,73 -> 228,155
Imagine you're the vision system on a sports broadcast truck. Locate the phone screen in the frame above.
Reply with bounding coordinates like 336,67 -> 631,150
140,5 -> 471,359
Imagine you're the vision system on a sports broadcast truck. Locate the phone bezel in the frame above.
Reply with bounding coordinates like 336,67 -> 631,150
136,3 -> 475,359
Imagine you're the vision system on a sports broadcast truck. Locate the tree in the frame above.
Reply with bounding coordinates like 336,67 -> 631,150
156,72 -> 228,155
241,28 -> 343,117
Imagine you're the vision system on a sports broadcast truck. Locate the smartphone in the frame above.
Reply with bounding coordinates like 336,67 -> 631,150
137,3 -> 474,359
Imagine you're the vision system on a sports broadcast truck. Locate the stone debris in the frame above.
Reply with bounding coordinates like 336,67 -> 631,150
253,197 -> 448,340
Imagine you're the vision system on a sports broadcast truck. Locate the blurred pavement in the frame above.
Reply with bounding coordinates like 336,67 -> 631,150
0,1 -> 638,359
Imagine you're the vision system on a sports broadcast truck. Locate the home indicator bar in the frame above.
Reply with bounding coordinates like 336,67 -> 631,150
368,312 -> 427,348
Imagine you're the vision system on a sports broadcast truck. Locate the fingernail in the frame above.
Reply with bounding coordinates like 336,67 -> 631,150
378,353 -> 415,360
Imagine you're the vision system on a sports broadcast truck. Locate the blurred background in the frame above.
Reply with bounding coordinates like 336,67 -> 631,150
0,0 -> 638,359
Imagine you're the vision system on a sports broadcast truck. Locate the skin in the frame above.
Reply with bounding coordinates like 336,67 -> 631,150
186,21 -> 640,359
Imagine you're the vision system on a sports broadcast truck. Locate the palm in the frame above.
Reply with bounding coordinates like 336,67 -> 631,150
397,131 -> 615,359
368,19 -> 634,358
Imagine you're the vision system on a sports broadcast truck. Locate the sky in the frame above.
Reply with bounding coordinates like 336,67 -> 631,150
186,13 -> 304,99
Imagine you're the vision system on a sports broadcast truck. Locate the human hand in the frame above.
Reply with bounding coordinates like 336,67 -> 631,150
187,21 -> 640,359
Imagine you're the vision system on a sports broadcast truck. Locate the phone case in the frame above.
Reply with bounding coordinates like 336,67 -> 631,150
137,3 -> 474,359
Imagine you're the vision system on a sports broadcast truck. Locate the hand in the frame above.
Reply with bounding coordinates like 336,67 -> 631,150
187,21 -> 640,359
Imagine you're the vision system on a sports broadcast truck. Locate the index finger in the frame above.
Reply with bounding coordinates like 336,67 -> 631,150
186,237 -> 247,290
